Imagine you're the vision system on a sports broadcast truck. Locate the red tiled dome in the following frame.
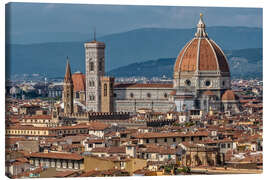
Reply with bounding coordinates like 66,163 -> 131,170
174,14 -> 230,73
222,90 -> 237,101
72,72 -> 85,92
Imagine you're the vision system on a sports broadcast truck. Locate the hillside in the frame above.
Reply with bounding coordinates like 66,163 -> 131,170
108,48 -> 263,80
6,27 -> 262,78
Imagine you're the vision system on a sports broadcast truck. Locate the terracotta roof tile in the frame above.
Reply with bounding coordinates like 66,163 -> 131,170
203,90 -> 215,96
134,131 -> 208,139
72,72 -> 85,91
29,152 -> 83,160
23,115 -> 51,119
222,90 -> 238,101
174,37 -> 229,73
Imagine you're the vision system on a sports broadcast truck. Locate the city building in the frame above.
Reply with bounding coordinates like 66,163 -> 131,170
61,14 -> 239,115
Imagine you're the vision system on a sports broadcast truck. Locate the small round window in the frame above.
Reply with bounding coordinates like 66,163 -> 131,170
205,80 -> 211,87
185,79 -> 191,86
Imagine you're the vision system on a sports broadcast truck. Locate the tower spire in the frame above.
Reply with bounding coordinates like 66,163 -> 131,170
195,13 -> 208,38
63,58 -> 74,115
64,58 -> 72,82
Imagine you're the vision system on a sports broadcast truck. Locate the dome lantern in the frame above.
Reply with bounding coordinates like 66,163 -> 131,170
195,13 -> 208,38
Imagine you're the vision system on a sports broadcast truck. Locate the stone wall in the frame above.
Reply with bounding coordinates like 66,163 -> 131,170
115,100 -> 174,113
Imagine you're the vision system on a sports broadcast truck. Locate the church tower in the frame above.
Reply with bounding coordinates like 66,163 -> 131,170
84,37 -> 105,112
63,60 -> 74,114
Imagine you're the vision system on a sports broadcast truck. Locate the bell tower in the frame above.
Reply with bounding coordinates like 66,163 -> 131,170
63,59 -> 74,114
84,36 -> 105,112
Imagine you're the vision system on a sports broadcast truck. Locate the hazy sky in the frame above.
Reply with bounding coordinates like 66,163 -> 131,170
6,2 -> 262,36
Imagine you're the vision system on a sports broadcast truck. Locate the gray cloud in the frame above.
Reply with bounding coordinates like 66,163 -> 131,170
6,2 -> 262,36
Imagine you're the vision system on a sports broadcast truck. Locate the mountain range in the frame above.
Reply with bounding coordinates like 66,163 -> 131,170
6,26 -> 262,79
108,48 -> 262,79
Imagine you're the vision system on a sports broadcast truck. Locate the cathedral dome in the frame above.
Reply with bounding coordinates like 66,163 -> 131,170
174,14 -> 230,74
222,90 -> 238,101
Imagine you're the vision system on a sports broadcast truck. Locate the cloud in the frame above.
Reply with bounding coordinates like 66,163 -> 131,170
7,3 -> 262,36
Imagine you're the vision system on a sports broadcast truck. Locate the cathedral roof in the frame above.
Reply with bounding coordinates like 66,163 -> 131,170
72,72 -> 85,91
170,90 -> 177,96
222,90 -> 238,101
174,14 -> 230,74
203,90 -> 215,96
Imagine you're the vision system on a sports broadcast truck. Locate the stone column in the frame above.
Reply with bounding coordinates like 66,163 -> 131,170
74,161 -> 79,170
62,160 -> 67,169
68,160 -> 73,169
46,159 -> 50,167
51,159 -> 56,167
40,159 -> 45,167
212,154 -> 216,166
35,159 -> 40,167
56,160 -> 61,168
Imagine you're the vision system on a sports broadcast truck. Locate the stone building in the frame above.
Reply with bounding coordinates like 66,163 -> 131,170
135,131 -> 208,146
221,90 -> 240,115
84,40 -> 105,112
48,84 -> 63,98
113,83 -> 175,113
177,143 -> 224,167
29,152 -> 84,170
173,13 -> 231,113
61,14 -> 239,115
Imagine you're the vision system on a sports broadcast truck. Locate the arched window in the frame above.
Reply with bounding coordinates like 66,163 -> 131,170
130,93 -> 134,98
147,93 -> 151,98
164,93 -> 168,98
99,61 -> 102,71
76,92 -> 80,98
90,62 -> 94,71
222,81 -> 225,86
89,95 -> 95,101
89,81 -> 95,87
104,84 -> 107,96
185,79 -> 191,86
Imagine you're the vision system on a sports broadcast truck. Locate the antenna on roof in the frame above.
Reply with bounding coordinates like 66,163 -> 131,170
94,27 -> 96,41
